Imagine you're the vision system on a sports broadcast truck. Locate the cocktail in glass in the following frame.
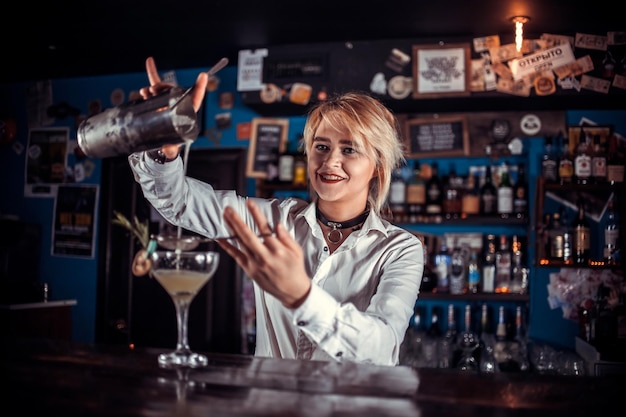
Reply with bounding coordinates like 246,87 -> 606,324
149,250 -> 219,367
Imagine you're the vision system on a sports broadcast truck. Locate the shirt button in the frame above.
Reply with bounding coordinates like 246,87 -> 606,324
323,246 -> 328,252
335,351 -> 343,358
297,321 -> 308,327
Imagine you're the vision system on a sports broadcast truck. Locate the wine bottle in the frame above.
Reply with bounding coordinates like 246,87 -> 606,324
425,162 -> 443,221
442,164 -> 462,220
496,162 -> 513,219
513,162 -> 528,219
480,165 -> 497,216
573,198 -> 591,265
462,173 -> 481,217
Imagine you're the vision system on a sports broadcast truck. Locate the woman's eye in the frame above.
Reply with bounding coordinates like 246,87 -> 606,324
343,147 -> 357,154
315,144 -> 329,151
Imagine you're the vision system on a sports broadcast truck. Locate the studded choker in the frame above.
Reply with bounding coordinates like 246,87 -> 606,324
316,206 -> 370,244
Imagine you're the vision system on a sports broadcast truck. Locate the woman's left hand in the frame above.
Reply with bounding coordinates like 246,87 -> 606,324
216,199 -> 311,309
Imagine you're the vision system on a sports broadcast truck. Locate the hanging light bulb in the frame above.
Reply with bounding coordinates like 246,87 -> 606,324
512,16 -> 529,53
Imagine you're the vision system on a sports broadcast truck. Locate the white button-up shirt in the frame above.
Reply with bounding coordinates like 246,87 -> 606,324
129,153 -> 424,366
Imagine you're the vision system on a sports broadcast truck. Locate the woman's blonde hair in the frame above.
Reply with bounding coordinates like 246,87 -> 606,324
301,92 -> 406,216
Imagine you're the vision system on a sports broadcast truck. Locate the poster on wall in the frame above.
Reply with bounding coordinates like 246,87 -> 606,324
52,184 -> 99,258
25,127 -> 69,197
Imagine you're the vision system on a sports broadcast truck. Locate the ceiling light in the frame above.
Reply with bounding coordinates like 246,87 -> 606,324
512,16 -> 529,53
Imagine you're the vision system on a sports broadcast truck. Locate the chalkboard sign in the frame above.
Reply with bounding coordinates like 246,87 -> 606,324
404,116 -> 469,158
246,118 -> 289,178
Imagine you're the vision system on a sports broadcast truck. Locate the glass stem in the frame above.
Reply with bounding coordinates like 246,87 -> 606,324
174,299 -> 192,352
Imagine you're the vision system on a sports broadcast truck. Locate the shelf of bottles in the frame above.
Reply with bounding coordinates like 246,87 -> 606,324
536,130 -> 624,270
387,154 -> 532,302
400,301 -> 535,373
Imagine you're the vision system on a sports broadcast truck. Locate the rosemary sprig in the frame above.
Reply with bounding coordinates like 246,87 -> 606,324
111,210 -> 150,249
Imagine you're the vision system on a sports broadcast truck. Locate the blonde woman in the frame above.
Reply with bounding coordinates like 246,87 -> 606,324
130,57 -> 424,366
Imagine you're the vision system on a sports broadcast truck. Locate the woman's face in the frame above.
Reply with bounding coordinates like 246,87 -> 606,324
307,119 -> 376,206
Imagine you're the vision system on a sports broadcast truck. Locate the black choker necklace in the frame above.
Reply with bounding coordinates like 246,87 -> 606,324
316,206 -> 370,244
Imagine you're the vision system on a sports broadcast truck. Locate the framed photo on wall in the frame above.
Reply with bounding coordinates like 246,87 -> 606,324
412,43 -> 471,99
404,115 -> 469,158
246,118 -> 289,178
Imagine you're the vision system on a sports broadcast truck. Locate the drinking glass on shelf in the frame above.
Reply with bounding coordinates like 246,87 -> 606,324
149,250 -> 219,367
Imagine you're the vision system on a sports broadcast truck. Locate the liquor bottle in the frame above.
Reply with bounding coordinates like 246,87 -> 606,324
481,234 -> 497,293
278,152 -> 295,183
439,304 -> 458,368
497,162 -> 513,219
514,305 -> 530,371
478,303 -> 497,373
604,196 -> 619,265
449,246 -> 468,295
574,129 -> 592,185
495,234 -> 511,293
548,210 -> 565,261
434,240 -> 451,293
558,134 -> 574,185
389,167 -> 407,206
442,164 -> 462,220
422,306 -> 442,368
399,306 -> 426,367
541,135 -> 558,183
467,251 -> 480,294
479,303 -> 492,340
425,162 -> 443,221
606,134 -> 625,185
496,306 -> 507,342
561,207 -> 574,265
513,162 -> 528,219
461,173 -> 481,217
457,304 -> 479,371
480,165 -> 498,216
591,135 -> 607,184
573,198 -> 591,265
514,306 -> 528,345
405,160 -> 426,215
510,235 -> 525,294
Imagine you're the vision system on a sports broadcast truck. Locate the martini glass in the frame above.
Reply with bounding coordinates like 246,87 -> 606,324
149,250 -> 219,367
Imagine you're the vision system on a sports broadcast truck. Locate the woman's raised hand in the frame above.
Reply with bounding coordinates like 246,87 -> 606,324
140,57 -> 210,159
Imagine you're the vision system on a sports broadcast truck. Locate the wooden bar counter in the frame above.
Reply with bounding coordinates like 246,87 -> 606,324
2,338 -> 623,416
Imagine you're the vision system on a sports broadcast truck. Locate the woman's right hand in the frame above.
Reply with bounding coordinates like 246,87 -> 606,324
140,57 -> 209,159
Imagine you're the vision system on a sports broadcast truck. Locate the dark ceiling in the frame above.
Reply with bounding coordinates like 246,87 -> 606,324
3,0 -> 623,83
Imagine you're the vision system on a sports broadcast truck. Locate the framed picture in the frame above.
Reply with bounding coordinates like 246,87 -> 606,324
404,115 -> 469,158
412,43 -> 471,99
246,118 -> 289,178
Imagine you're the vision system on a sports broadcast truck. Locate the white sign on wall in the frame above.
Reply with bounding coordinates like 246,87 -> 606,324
237,49 -> 268,91
509,43 -> 576,81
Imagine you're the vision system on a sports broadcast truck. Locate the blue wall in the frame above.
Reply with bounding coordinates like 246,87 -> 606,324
1,67 -> 624,350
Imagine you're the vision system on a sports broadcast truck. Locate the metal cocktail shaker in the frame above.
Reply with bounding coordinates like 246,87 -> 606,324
77,86 -> 199,158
